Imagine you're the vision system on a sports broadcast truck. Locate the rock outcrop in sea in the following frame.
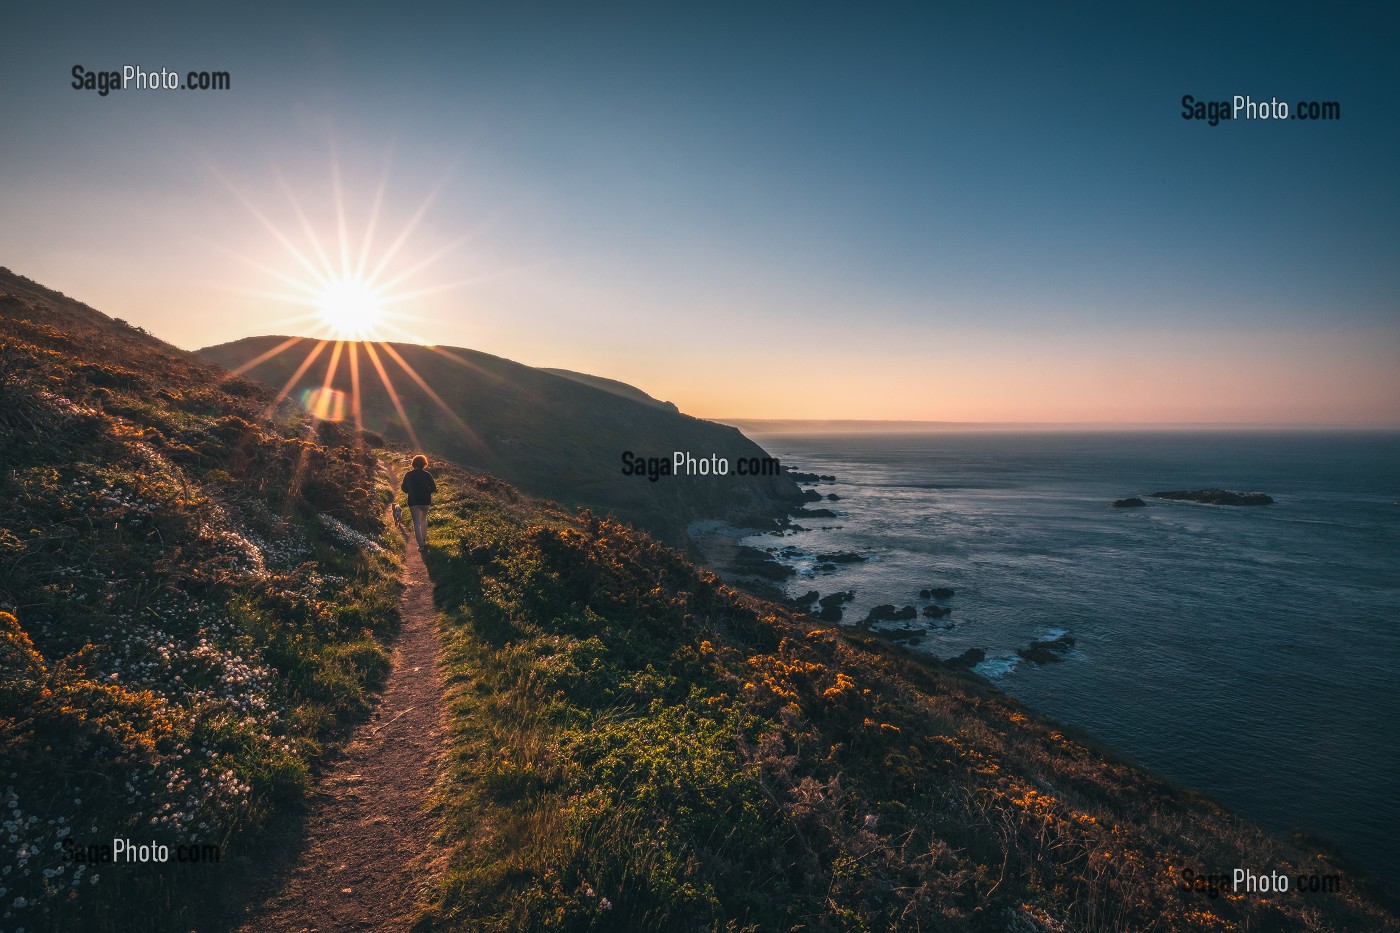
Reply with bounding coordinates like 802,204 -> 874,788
1017,634 -> 1076,664
731,546 -> 794,580
1150,489 -> 1273,506
941,648 -> 986,669
816,590 -> 854,621
816,551 -> 866,564
863,604 -> 918,625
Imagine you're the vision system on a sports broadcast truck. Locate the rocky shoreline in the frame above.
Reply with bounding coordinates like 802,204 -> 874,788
689,466 -> 989,670
695,458 -> 1175,684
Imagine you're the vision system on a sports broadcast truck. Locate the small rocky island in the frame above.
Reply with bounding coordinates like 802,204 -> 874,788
1112,497 -> 1146,508
863,604 -> 918,624
816,551 -> 867,564
1150,488 -> 1274,506
1017,633 -> 1076,664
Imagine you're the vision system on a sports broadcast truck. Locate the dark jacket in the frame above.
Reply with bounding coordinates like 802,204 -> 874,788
401,468 -> 437,507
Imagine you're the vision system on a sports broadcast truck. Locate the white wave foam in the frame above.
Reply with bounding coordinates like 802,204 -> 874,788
973,656 -> 1019,679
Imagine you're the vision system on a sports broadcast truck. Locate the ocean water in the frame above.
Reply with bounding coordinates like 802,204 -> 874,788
742,430 -> 1400,881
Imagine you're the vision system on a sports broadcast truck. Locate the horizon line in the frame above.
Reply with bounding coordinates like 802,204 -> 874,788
714,418 -> 1400,432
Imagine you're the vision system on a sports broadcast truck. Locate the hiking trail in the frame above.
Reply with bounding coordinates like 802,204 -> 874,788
238,514 -> 447,931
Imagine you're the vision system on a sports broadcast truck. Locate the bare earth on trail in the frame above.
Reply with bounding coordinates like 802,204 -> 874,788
238,525 -> 447,931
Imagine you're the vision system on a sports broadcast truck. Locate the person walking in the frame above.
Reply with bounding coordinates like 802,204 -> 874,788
400,454 -> 437,551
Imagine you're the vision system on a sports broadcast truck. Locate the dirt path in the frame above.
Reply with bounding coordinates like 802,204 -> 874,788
237,518 -> 447,931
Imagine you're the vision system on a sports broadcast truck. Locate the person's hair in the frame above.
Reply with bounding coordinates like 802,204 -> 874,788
411,455 -> 428,470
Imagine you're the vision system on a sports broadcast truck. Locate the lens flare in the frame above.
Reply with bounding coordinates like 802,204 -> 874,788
299,385 -> 348,421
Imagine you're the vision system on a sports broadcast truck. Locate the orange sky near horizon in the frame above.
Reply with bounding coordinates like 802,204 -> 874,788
9,254 -> 1395,428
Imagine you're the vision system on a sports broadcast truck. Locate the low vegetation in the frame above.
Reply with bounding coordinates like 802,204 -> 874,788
1,283 -> 401,930
421,462 -> 1398,932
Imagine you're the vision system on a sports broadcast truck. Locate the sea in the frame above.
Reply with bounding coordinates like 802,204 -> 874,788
740,430 -> 1400,882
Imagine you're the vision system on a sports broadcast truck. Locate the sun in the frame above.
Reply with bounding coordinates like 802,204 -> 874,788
317,279 -> 385,339
219,155 -> 488,446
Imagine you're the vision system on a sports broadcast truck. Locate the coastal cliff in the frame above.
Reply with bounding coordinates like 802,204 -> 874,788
199,336 -> 803,546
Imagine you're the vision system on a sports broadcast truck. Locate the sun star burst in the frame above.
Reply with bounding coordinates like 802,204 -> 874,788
317,278 -> 385,340
217,153 -> 493,463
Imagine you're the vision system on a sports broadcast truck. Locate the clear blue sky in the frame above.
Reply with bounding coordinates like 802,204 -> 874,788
3,1 -> 1397,422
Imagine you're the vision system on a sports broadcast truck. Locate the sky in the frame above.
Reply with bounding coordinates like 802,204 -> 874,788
2,1 -> 1398,424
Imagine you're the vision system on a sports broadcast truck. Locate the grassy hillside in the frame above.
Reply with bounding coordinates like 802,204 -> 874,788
419,461 -> 1398,932
198,336 -> 802,546
0,270 -> 402,929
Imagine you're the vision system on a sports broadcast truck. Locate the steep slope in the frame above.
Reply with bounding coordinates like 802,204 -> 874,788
419,460 -> 1400,932
0,269 -> 403,929
198,336 -> 801,546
